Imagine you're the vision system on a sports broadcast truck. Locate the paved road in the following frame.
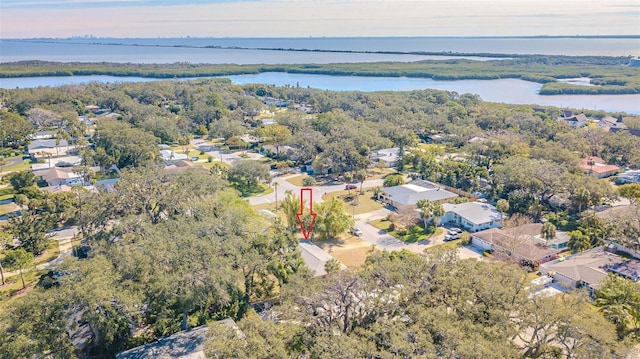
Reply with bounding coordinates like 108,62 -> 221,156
191,139 -> 482,259
247,174 -> 384,206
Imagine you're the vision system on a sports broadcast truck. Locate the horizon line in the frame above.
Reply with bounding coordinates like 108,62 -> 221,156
2,34 -> 640,41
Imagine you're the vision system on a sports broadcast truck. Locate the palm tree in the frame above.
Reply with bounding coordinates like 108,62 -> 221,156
355,169 -> 367,194
324,258 -> 342,274
416,199 -> 434,233
541,222 -> 557,241
273,181 -> 279,210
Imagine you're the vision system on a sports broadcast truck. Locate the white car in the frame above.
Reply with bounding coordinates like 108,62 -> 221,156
351,227 -> 363,237
444,233 -> 460,242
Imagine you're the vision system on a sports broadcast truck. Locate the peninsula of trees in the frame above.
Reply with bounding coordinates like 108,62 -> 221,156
1,54 -> 639,95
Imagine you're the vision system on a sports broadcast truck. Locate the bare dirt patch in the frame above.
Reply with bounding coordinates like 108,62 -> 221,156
317,235 -> 376,268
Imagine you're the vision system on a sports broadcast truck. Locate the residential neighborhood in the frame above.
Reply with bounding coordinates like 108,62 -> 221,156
0,78 -> 639,358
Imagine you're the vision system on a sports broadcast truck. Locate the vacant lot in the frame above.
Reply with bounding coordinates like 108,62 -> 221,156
322,188 -> 384,215
317,236 -> 375,268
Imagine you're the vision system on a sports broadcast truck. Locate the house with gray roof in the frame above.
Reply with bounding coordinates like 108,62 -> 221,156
540,246 -> 639,296
370,148 -> 404,168
116,319 -> 240,359
378,180 -> 458,210
440,201 -> 502,232
299,240 -> 345,277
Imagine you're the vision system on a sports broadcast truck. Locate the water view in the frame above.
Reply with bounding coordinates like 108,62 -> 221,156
2,73 -> 638,114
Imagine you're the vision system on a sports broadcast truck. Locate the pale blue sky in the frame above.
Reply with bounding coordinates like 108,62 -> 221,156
1,0 -> 639,38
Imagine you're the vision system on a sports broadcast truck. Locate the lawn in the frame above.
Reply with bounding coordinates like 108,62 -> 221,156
0,203 -> 19,217
365,167 -> 395,180
425,238 -> 463,252
0,269 -> 45,299
323,188 -> 384,215
285,174 -> 311,187
251,203 -> 288,221
0,187 -> 14,201
370,219 -> 441,243
235,183 -> 274,198
33,240 -> 61,266
1,159 -> 32,173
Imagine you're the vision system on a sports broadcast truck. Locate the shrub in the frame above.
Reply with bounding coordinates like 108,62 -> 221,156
302,177 -> 315,187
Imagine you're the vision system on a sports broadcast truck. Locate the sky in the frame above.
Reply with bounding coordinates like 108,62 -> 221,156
1,0 -> 639,38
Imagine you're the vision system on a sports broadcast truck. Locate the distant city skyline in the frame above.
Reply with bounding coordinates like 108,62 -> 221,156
1,0 -> 639,39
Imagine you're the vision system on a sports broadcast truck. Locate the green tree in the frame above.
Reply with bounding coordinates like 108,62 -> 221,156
496,198 -> 510,216
0,110 -> 34,147
9,171 -> 36,193
228,159 -> 271,196
383,173 -> 404,187
281,190 -> 301,232
209,118 -> 246,141
595,274 -> 640,337
354,169 -> 367,194
4,248 -> 34,289
7,209 -> 53,255
0,231 -> 10,285
540,222 -> 556,241
260,124 -> 291,156
94,119 -> 159,168
416,199 -> 435,232
619,183 -> 640,205
314,197 -> 353,240
324,258 -> 342,274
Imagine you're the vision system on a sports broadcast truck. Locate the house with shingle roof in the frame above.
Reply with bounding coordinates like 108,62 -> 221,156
540,246 -> 639,296
558,111 -> 588,129
580,156 -> 620,178
471,223 -> 566,267
34,167 -> 83,187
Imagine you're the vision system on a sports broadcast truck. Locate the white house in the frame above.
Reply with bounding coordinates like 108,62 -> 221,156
370,148 -> 404,168
160,149 -> 188,162
440,201 -> 502,232
379,180 -> 458,210
34,167 -> 84,187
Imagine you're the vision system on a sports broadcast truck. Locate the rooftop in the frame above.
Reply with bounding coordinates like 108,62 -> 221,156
473,224 -> 561,262
116,319 -> 239,359
381,180 -> 458,206
580,157 -> 620,174
541,247 -> 634,288
442,201 -> 502,226
299,240 -> 344,277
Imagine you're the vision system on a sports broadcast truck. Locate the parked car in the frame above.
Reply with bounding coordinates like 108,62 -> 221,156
444,232 -> 460,242
345,184 -> 357,190
450,227 -> 463,233
350,227 -> 363,237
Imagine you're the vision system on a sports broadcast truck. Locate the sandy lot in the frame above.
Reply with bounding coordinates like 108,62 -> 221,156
317,235 -> 376,268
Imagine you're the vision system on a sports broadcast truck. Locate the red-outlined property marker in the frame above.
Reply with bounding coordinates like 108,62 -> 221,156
296,188 -> 316,240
